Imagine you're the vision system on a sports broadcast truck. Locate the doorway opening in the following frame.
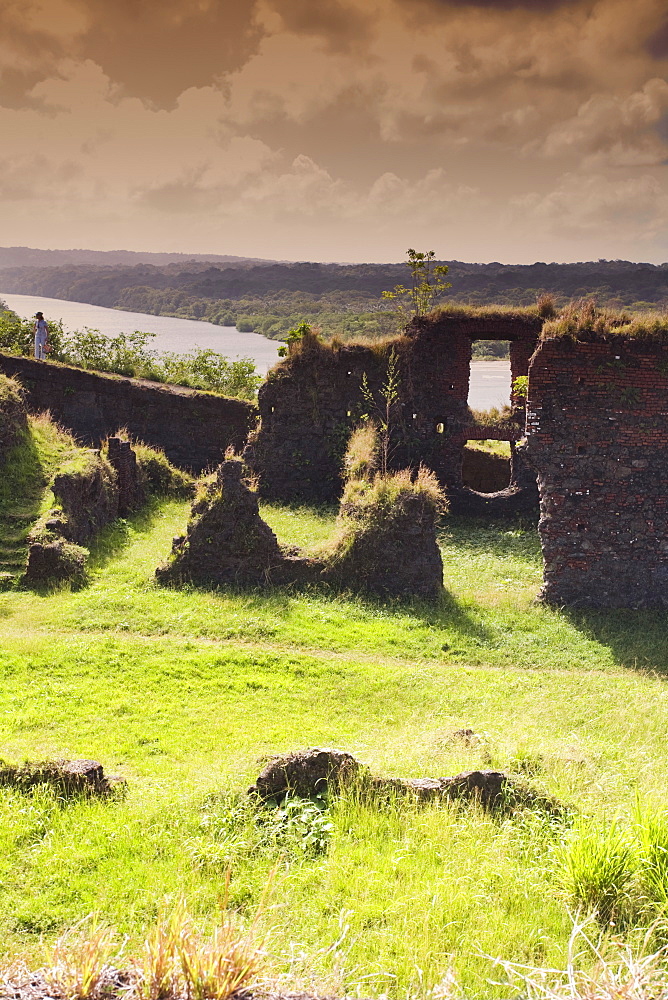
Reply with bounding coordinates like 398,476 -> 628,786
462,440 -> 511,493
468,341 -> 512,416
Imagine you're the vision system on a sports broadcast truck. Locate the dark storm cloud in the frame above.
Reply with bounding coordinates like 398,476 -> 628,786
269,0 -> 374,51
411,0 -> 581,8
76,0 -> 263,106
0,68 -> 52,110
646,14 -> 668,59
0,0 -> 264,109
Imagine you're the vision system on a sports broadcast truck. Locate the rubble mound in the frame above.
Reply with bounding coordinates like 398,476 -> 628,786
249,748 -> 364,801
250,749 -> 564,815
323,467 -> 445,599
0,758 -> 125,796
24,537 -> 88,587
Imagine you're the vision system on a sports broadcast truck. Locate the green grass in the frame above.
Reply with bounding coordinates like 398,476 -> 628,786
0,415 -> 82,580
466,439 -> 512,458
2,464 -> 668,994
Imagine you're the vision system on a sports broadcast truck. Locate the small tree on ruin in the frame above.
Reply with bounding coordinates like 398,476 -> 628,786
382,249 -> 451,318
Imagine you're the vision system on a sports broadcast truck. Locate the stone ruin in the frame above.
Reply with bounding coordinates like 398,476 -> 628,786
6,304 -> 668,608
249,747 -> 564,815
526,333 -> 668,608
245,309 -> 542,515
245,308 -> 668,608
156,458 -> 444,599
25,435 -> 146,585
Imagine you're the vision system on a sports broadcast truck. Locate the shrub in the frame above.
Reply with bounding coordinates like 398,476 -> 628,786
343,423 -> 380,482
128,441 -> 194,498
0,311 -> 261,399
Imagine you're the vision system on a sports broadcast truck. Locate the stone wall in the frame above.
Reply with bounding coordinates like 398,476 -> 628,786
0,354 -> 254,473
525,336 -> 668,607
246,312 -> 541,513
25,436 -> 145,585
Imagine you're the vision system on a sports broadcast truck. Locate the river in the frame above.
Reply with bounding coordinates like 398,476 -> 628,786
0,292 -> 282,376
0,292 -> 511,407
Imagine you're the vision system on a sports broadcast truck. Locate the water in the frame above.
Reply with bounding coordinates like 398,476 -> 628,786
0,292 -> 283,376
468,360 -> 512,410
1,291 -> 511,407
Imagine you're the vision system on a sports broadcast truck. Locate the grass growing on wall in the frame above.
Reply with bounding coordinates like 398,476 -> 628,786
1,498 -> 668,994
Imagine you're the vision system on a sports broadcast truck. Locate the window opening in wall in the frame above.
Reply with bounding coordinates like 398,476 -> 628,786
468,341 -> 511,413
461,439 -> 511,494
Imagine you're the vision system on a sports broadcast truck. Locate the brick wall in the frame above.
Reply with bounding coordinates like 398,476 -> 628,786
0,354 -> 255,473
247,313 -> 540,512
526,336 -> 668,607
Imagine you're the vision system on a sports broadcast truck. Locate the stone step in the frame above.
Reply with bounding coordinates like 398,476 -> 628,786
0,546 -> 25,561
0,526 -> 29,544
0,556 -> 25,570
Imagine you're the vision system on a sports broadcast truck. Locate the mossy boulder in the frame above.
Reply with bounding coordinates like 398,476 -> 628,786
24,535 -> 88,587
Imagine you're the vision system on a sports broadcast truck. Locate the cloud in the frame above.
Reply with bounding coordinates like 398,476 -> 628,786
534,78 -> 668,166
0,0 -> 667,262
260,0 -> 375,52
417,0 -> 579,8
511,171 -> 668,244
0,0 -> 263,109
645,11 -> 668,58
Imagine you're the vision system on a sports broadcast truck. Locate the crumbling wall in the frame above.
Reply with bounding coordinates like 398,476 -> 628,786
24,436 -> 144,586
246,311 -> 541,512
107,436 -> 146,515
0,354 -> 254,473
157,460 -> 319,589
157,458 -> 445,599
51,450 -> 119,545
0,374 -> 27,464
526,337 -> 668,607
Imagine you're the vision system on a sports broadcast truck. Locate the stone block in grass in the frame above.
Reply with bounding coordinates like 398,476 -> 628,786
0,758 -> 125,796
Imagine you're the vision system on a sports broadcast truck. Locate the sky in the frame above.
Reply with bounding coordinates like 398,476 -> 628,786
1,0 -> 667,263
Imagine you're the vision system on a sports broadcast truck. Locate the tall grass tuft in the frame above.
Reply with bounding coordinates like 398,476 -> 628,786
43,917 -> 118,1000
542,298 -> 668,341
559,820 -> 636,925
343,422 -> 380,482
633,802 -> 668,915
32,900 -> 266,1000
494,916 -> 668,999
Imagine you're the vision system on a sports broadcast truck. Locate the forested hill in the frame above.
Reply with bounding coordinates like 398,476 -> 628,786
0,247 -> 271,270
1,258 -> 667,308
2,256 -> 666,344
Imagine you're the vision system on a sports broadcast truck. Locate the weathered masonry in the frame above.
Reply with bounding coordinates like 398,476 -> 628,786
246,310 -> 543,514
526,334 -> 668,608
0,353 -> 254,473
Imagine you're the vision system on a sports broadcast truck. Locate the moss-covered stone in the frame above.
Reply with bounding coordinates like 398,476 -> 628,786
24,535 -> 88,586
0,374 -> 27,465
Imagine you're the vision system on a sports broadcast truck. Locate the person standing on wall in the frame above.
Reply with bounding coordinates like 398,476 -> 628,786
33,312 -> 49,360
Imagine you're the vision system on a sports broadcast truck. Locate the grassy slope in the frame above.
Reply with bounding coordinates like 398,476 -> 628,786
0,495 -> 667,995
0,415 -> 82,580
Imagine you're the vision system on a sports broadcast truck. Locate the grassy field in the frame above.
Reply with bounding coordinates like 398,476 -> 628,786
1,480 -> 668,995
